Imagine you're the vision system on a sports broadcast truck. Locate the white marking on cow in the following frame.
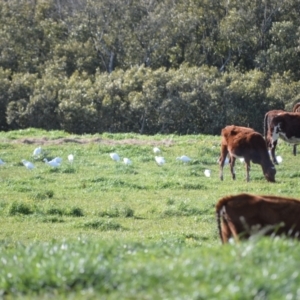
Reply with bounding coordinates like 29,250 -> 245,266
230,153 -> 244,159
271,125 -> 280,145
228,152 -> 244,165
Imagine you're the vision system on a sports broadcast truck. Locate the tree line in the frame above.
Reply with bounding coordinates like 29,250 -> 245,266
0,0 -> 299,134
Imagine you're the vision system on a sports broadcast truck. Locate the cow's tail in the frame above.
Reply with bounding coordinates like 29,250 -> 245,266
263,112 -> 269,147
216,203 -> 225,244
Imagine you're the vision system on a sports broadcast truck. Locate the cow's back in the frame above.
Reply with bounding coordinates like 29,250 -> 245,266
273,112 -> 300,130
221,125 -> 255,145
217,193 -> 300,215
272,112 -> 300,137
216,193 -> 300,242
223,127 -> 265,155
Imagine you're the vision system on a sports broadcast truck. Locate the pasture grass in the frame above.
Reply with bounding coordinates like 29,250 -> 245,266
0,128 -> 299,298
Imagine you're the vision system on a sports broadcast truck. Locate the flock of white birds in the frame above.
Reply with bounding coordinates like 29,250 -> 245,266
109,146 -> 212,177
4,146 -> 76,170
0,145 -> 282,178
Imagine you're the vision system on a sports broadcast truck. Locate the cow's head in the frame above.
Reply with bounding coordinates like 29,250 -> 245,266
264,166 -> 276,182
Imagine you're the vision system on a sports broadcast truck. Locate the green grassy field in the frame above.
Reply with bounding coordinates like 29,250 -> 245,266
1,128 -> 300,299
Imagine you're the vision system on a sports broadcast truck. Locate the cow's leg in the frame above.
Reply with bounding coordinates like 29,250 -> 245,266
219,145 -> 228,181
270,140 -> 278,164
229,156 -> 236,180
218,206 -> 238,244
270,125 -> 280,164
220,219 -> 231,243
227,220 -> 240,243
244,159 -> 251,182
293,145 -> 297,156
219,206 -> 240,244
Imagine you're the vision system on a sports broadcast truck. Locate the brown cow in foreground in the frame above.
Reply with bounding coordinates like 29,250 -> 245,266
219,125 -> 276,182
216,193 -> 300,243
264,102 -> 300,163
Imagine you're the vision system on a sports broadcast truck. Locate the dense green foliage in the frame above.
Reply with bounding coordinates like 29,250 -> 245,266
0,0 -> 300,134
1,129 -> 300,298
2,238 -> 300,299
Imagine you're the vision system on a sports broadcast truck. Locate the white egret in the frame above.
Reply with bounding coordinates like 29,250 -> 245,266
276,155 -> 283,163
33,146 -> 42,157
53,157 -> 62,164
153,147 -> 161,154
204,169 -> 211,177
110,153 -> 120,162
155,156 -> 165,166
176,155 -> 191,163
44,158 -> 60,168
239,157 -> 245,163
123,158 -> 132,165
68,154 -> 74,163
22,159 -> 34,170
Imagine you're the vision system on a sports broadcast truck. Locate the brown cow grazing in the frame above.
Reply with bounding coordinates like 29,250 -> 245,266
219,125 -> 276,182
265,112 -> 300,164
216,193 -> 300,243
264,103 -> 300,162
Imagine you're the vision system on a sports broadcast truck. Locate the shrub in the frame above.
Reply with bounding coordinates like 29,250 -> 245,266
46,208 -> 64,216
31,190 -> 54,200
81,219 -> 122,231
8,202 -> 33,216
67,207 -> 84,217
99,206 -> 134,218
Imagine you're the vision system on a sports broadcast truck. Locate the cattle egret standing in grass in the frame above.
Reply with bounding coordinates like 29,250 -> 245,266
22,159 -> 34,170
0,159 -> 5,165
44,158 -> 60,168
276,155 -> 283,163
53,157 -> 62,164
123,158 -> 132,165
239,157 -> 245,163
153,147 -> 161,154
155,156 -> 165,166
204,169 -> 211,177
33,146 -> 42,157
110,153 -> 120,162
68,154 -> 74,163
176,155 -> 191,163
